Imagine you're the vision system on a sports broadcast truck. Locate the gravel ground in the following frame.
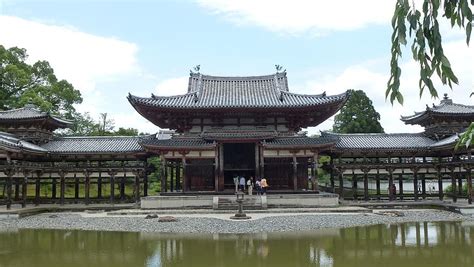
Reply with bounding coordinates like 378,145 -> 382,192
0,209 -> 471,234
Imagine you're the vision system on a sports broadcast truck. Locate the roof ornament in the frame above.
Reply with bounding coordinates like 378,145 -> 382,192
426,104 -> 430,110
322,91 -> 326,97
190,65 -> 201,75
194,73 -> 203,103
275,64 -> 286,73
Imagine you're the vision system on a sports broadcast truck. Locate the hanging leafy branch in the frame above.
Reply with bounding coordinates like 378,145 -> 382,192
388,0 -> 472,105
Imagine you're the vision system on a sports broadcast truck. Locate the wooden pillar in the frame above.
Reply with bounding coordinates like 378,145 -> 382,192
59,170 -> 67,206
35,170 -> 42,206
362,168 -> 369,201
219,144 -> 224,191
450,167 -> 457,202
182,155 -> 187,192
255,143 -> 260,180
312,153 -> 318,192
120,172 -> 126,201
21,170 -> 29,208
143,167 -> 149,197
108,169 -> 117,204
170,162 -> 174,192
84,170 -> 91,205
421,173 -> 427,199
292,154 -> 298,191
175,163 -> 180,191
4,168 -> 14,210
338,168 -> 344,199
98,170 -> 103,199
51,174 -> 57,201
376,166 -> 381,200
74,172 -> 79,202
438,166 -> 444,201
214,145 -> 219,192
458,174 -> 463,196
330,158 -> 335,193
160,156 -> 167,193
133,169 -> 142,204
467,167 -> 473,205
399,173 -> 404,200
352,169 -> 358,200
412,166 -> 419,201
259,145 -> 265,180
14,175 -> 20,201
387,168 -> 394,201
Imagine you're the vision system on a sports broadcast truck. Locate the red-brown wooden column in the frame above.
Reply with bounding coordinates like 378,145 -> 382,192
292,154 -> 298,191
411,165 -> 419,201
58,170 -> 67,206
83,170 -> 91,205
4,167 -> 15,210
21,169 -> 30,208
181,154 -> 187,192
160,155 -> 167,193
255,143 -> 260,181
35,170 -> 42,206
108,169 -> 117,204
219,143 -> 224,191
449,166 -> 457,202
214,144 -> 219,192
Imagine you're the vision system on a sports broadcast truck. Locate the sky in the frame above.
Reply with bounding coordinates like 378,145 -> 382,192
0,0 -> 473,135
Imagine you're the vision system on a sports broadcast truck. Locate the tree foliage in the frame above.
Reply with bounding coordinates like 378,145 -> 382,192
333,90 -> 384,134
0,45 -> 82,118
388,0 -> 472,104
60,112 -> 142,136
389,1 -> 474,148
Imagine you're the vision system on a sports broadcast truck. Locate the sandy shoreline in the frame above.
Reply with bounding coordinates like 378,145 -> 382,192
0,209 -> 471,234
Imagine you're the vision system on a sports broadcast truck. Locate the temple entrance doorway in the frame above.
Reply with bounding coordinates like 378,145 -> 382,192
223,143 -> 255,189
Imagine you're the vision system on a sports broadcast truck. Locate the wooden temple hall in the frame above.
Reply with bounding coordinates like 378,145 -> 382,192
1,70 -> 474,209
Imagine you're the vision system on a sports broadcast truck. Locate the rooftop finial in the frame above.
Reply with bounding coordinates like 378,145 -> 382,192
444,93 -> 449,100
441,93 -> 453,104
190,65 -> 201,75
275,64 -> 286,73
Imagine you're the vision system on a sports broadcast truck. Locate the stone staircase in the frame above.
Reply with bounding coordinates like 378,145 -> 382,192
213,195 -> 267,210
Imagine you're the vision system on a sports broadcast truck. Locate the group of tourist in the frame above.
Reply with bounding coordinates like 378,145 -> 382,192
233,175 -> 269,195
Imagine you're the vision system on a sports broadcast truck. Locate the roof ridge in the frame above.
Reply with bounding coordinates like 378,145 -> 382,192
191,72 -> 286,81
56,135 -> 142,140
322,131 -> 426,136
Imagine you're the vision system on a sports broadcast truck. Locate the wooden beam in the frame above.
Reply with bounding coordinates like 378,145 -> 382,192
74,172 -> 79,202
98,170 -> 102,199
451,167 -> 457,202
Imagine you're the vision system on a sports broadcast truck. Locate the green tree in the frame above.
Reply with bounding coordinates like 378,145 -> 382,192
115,127 -> 139,136
0,45 -> 82,118
333,90 -> 384,134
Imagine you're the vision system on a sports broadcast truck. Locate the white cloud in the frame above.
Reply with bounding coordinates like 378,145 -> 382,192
301,38 -> 474,134
197,0 -> 394,35
0,16 -> 140,93
155,76 -> 189,96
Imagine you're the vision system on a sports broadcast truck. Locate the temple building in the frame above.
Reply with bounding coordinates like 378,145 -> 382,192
1,70 -> 473,209
128,72 -> 348,192
0,105 -> 148,209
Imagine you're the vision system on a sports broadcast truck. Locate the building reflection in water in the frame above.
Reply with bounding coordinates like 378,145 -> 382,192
0,222 -> 473,267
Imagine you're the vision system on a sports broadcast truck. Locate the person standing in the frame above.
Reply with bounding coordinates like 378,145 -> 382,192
261,177 -> 269,195
239,175 -> 246,192
247,177 -> 254,195
255,179 -> 262,195
233,174 -> 239,193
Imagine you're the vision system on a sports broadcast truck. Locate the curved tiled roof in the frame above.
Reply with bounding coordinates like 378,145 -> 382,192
140,137 -> 215,149
264,136 -> 337,148
0,131 -> 47,154
201,128 -> 278,141
128,72 -> 348,110
0,104 -> 72,128
322,132 -> 435,150
401,94 -> 474,124
41,136 -> 146,154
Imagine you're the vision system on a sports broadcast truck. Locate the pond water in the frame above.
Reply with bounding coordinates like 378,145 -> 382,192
0,221 -> 473,267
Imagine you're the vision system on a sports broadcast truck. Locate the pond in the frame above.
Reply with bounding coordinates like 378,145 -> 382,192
0,221 -> 473,267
